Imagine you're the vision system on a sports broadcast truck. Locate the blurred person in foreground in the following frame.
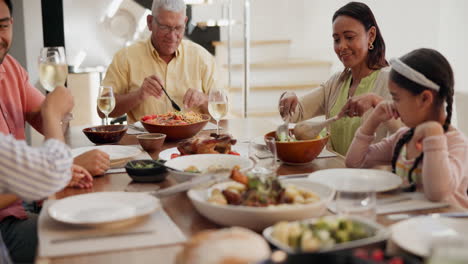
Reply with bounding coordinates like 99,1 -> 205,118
0,0 -> 94,262
100,0 -> 221,123
0,86 -> 92,263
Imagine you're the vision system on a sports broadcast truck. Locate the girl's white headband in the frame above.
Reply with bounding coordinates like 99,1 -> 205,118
389,58 -> 440,91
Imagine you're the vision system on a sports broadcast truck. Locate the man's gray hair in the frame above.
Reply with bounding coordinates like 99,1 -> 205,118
151,0 -> 186,17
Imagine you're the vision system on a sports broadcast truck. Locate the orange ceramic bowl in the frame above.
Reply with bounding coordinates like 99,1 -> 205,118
264,130 -> 329,164
141,114 -> 210,141
83,125 -> 127,144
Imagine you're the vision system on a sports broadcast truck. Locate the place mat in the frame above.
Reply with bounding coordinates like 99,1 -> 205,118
38,200 -> 186,257
127,121 -> 220,135
107,148 -> 153,171
328,192 -> 449,215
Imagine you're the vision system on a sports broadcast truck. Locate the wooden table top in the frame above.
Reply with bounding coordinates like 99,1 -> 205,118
37,118 -> 457,264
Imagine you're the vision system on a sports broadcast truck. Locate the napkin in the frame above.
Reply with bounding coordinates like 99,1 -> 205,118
38,200 -> 186,257
328,192 -> 449,215
127,121 -> 146,135
127,121 -> 221,135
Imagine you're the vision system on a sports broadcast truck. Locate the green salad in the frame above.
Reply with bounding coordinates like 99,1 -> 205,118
271,217 -> 370,252
130,161 -> 157,169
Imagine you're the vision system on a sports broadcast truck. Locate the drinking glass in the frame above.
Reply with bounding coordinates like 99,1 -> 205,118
208,89 -> 228,135
335,175 -> 376,220
97,86 -> 116,125
426,238 -> 468,264
248,136 -> 279,176
38,47 -> 68,92
38,46 -> 73,121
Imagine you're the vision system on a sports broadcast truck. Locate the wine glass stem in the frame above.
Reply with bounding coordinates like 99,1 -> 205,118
105,114 -> 108,125
216,120 -> 219,135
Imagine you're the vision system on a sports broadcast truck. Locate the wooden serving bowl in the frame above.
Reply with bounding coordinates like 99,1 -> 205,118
82,125 -> 127,145
265,130 -> 329,164
141,114 -> 210,141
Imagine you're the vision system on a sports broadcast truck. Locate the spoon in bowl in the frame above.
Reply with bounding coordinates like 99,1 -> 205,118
276,115 -> 291,141
293,115 -> 340,140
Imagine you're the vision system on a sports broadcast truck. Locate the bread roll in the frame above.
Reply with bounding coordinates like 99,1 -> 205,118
177,227 -> 271,264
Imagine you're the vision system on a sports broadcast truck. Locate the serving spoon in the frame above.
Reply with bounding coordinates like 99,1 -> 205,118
293,115 -> 340,140
276,115 -> 290,141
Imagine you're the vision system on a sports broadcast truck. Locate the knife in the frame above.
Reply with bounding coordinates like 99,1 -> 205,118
386,211 -> 468,221
151,174 -> 220,198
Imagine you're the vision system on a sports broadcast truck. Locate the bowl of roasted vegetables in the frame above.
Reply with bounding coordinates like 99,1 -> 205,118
263,215 -> 389,253
265,129 -> 329,164
140,111 -> 211,141
125,159 -> 168,182
187,167 -> 335,231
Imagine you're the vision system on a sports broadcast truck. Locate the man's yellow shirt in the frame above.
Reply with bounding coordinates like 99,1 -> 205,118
102,38 -> 221,123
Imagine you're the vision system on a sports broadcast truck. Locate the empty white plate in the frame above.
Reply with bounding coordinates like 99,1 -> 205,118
391,216 -> 468,257
48,192 -> 160,226
71,145 -> 141,162
307,168 -> 402,192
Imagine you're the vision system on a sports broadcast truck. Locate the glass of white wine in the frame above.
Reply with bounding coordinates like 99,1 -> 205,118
38,47 -> 68,92
208,89 -> 228,135
38,46 -> 72,120
97,85 -> 116,125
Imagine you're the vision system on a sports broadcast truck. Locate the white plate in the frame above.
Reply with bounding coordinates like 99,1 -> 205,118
307,168 -> 402,192
158,144 -> 249,160
48,192 -> 160,226
165,154 -> 253,182
71,145 -> 141,162
188,179 -> 335,231
263,215 -> 389,253
391,216 -> 468,257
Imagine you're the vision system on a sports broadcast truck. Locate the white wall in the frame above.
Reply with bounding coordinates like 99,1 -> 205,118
192,0 -> 468,93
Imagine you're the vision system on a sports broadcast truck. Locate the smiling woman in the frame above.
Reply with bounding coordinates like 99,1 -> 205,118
278,1 -> 401,155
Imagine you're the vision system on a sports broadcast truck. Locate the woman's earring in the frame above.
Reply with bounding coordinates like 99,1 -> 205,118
369,43 -> 374,50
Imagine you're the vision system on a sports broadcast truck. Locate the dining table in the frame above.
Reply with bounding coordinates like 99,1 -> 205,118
36,118 -> 460,264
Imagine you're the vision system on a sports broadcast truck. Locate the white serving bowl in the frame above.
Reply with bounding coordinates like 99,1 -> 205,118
187,178 -> 335,231
263,215 -> 389,254
165,154 -> 253,182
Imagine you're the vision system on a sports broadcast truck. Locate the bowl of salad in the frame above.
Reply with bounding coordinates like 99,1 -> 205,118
125,159 -> 168,182
263,215 -> 389,254
264,129 -> 329,164
140,111 -> 210,141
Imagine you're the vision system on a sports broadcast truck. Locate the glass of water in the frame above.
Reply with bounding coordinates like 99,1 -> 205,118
335,175 -> 376,220
426,237 -> 468,264
248,136 -> 279,177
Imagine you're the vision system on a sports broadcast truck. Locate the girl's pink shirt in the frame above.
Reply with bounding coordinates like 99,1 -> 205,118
346,126 -> 468,209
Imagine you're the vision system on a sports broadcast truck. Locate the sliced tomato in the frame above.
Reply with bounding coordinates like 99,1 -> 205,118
228,151 -> 240,156
170,153 -> 181,159
141,115 -> 152,121
174,115 -> 182,120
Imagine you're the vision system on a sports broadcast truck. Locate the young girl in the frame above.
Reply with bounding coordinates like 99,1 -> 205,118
345,48 -> 468,209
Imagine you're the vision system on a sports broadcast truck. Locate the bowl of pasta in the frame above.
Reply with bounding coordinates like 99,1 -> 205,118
187,167 -> 335,231
140,111 -> 211,141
